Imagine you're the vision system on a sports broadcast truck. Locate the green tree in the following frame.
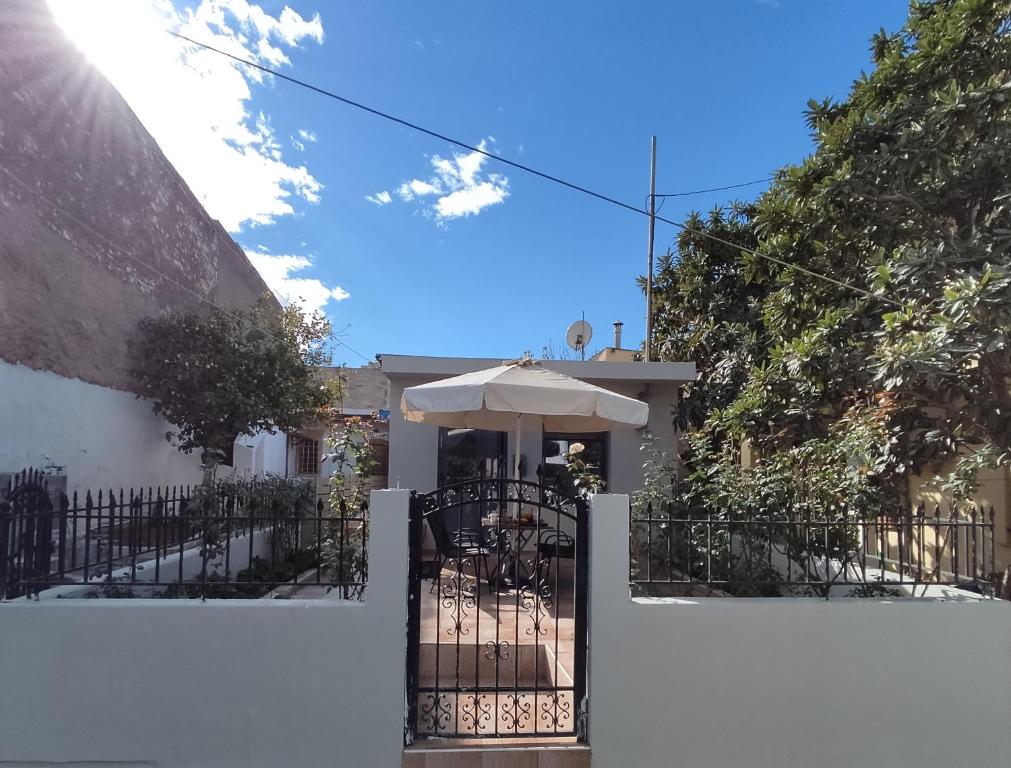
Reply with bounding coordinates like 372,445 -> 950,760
644,206 -> 769,430
135,298 -> 335,482
651,0 -> 1011,509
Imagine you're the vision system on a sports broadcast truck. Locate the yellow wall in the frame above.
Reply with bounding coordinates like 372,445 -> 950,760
907,462 -> 1010,575
737,438 -> 1007,579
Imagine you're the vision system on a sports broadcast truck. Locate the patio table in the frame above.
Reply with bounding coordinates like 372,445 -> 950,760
482,516 -> 549,591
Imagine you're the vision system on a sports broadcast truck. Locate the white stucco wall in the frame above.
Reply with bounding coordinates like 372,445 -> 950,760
588,494 -> 1011,768
1,360 -> 203,493
4,488 -> 1008,767
0,489 -> 410,768
387,375 -> 439,491
1,361 -> 289,495
229,428 -> 288,479
601,381 -> 678,495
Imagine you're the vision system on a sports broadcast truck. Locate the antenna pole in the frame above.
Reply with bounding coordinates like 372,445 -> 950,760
645,136 -> 657,363
581,310 -> 586,361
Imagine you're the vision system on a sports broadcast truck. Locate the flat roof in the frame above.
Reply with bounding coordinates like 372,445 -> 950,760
377,354 -> 695,384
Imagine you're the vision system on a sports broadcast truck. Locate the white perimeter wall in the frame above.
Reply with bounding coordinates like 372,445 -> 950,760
0,361 -> 287,494
0,489 -> 410,768
4,490 -> 1007,768
589,494 -> 1011,768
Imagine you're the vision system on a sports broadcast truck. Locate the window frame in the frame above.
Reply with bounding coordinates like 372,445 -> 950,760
296,437 -> 321,476
540,432 -> 609,490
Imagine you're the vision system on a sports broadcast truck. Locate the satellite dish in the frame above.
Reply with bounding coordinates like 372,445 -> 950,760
566,320 -> 593,360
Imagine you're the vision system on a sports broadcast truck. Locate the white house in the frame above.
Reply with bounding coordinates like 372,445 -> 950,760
379,353 -> 696,494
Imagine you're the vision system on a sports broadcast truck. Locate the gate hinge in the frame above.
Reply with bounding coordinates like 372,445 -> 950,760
576,697 -> 589,741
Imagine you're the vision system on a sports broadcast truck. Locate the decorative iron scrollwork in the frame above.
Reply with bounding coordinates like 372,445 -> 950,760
419,692 -> 453,734
441,571 -> 476,636
540,691 -> 572,730
484,639 -> 510,660
500,693 -> 533,729
419,479 -> 580,522
520,583 -> 550,637
460,694 -> 493,734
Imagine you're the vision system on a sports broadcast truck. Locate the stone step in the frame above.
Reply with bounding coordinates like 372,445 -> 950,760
403,742 -> 590,768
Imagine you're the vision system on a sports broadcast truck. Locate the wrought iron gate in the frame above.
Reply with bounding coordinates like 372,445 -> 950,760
405,479 -> 588,743
1,469 -> 59,600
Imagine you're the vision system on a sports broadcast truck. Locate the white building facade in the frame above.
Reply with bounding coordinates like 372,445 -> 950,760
380,354 -> 695,494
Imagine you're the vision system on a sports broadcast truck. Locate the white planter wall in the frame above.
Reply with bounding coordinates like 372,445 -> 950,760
33,526 -> 274,599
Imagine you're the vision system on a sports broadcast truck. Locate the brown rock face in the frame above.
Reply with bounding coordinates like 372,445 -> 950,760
0,0 -> 273,393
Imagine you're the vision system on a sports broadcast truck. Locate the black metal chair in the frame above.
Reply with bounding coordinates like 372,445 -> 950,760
425,504 -> 494,593
536,529 -> 575,590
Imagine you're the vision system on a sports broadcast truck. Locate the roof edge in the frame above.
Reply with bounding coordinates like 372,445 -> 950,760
377,354 -> 695,383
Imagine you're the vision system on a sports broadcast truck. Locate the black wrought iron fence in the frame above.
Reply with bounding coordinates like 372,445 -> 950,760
1,469 -> 368,600
631,501 -> 999,599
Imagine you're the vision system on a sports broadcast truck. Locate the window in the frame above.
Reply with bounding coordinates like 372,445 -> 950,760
297,438 -> 320,475
437,428 -> 505,487
540,433 -> 608,492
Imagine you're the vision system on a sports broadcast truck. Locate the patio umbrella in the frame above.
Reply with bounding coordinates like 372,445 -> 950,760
401,357 -> 649,479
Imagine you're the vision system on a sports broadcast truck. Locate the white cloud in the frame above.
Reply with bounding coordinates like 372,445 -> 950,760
245,249 -> 349,315
47,0 -> 325,232
290,128 -> 317,151
396,179 -> 440,200
435,181 -> 508,219
366,190 -> 392,206
383,139 -> 509,222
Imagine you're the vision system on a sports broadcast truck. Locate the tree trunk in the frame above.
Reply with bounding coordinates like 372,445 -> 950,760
200,450 -> 219,488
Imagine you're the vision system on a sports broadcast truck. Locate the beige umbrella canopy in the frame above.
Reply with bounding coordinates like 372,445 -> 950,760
401,358 -> 649,479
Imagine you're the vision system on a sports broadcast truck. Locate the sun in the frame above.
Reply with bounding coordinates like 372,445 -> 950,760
46,0 -> 180,86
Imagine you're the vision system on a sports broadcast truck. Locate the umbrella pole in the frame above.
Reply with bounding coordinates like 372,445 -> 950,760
514,413 -> 522,480
514,413 -> 522,521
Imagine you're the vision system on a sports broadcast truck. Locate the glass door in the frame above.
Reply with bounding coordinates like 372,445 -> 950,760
437,428 -> 506,486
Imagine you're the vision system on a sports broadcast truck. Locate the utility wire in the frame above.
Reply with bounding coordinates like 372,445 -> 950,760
326,322 -> 372,364
166,31 -> 654,217
273,293 -> 371,364
330,337 -> 370,364
646,175 -> 771,219
654,177 -> 774,197
0,163 -> 372,361
166,30 -> 901,308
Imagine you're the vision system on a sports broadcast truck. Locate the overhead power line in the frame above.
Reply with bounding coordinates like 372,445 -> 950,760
329,336 -> 370,364
646,176 -> 772,216
654,178 -> 774,197
0,163 -> 371,362
168,30 -> 900,307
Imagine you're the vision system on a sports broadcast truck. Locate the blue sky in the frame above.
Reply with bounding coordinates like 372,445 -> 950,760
51,0 -> 910,365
